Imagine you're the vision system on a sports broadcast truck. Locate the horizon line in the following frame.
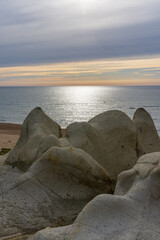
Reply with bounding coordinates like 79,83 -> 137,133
0,84 -> 160,87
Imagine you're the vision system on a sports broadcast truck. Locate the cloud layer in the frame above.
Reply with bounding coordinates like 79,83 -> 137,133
0,0 -> 160,66
0,57 -> 160,86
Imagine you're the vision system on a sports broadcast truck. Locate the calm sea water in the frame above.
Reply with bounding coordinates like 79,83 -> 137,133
0,86 -> 160,133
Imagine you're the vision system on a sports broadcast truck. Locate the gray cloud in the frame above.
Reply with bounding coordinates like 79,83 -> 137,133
0,0 -> 160,66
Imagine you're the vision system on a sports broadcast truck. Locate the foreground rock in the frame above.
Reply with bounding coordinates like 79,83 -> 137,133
65,110 -> 137,180
30,152 -> 160,240
0,146 -> 111,238
2,107 -> 160,239
133,108 -> 160,157
6,107 -> 61,171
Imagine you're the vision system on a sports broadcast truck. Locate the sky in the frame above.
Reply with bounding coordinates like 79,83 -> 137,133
0,0 -> 160,86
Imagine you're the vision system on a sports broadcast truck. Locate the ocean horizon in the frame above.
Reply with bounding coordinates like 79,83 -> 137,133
1,85 -> 160,133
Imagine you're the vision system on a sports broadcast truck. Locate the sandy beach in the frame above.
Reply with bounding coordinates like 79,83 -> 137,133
0,123 -> 67,151
0,123 -> 21,150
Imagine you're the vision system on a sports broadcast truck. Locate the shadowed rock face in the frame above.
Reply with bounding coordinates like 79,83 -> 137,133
0,146 -> 111,239
133,108 -> 160,157
65,110 -> 137,180
6,107 -> 61,171
29,152 -> 160,240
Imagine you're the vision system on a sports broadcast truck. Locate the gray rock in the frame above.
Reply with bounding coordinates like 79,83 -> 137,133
36,134 -> 60,158
0,146 -> 111,238
133,108 -> 160,157
6,107 -> 61,171
30,152 -> 160,240
0,152 -> 8,167
66,110 -> 137,180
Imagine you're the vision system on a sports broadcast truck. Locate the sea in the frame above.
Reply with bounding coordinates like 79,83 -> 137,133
0,86 -> 160,134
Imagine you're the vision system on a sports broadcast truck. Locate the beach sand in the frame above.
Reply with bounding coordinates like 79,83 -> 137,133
0,123 -> 21,150
0,123 -> 66,150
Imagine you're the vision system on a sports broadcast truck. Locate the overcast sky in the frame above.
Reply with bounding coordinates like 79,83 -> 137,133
0,0 -> 160,67
0,0 -> 160,86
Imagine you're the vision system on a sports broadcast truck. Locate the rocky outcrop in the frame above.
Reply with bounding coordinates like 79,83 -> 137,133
2,107 -> 160,240
65,110 -> 137,180
133,108 -> 160,157
30,152 -> 160,240
7,108 -> 160,179
6,107 -> 61,171
0,146 -> 111,238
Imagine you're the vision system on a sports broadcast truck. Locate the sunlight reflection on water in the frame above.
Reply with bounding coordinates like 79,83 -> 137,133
0,86 -> 160,134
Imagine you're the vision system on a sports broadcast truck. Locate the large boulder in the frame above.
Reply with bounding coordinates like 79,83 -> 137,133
133,108 -> 160,157
65,110 -> 137,180
6,107 -> 61,171
30,152 -> 160,240
0,146 -> 111,238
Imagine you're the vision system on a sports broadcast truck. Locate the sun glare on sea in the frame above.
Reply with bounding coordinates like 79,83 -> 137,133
62,86 -> 98,111
70,86 -> 96,99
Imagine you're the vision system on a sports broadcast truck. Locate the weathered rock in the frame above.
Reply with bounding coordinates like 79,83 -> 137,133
6,107 -> 61,171
30,152 -> 160,240
0,152 -> 8,167
36,134 -> 60,158
65,110 -> 137,180
133,108 -> 160,157
0,146 -> 111,238
59,136 -> 72,147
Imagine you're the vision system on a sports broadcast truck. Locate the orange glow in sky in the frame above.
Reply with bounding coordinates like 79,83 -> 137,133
0,56 -> 160,86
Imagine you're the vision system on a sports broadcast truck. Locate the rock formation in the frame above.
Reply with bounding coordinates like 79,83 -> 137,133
65,110 -> 137,180
30,152 -> 160,240
133,108 -> 160,157
0,146 -> 111,239
6,107 -> 61,171
1,107 -> 160,239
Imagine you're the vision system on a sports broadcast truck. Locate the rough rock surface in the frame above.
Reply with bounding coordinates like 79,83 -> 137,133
30,152 -> 160,240
0,152 -> 8,167
133,108 -> 160,157
0,146 -> 111,239
2,107 -> 160,240
6,107 -> 61,171
65,110 -> 137,180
